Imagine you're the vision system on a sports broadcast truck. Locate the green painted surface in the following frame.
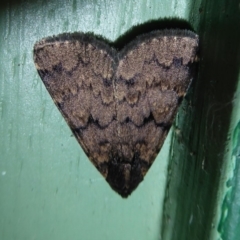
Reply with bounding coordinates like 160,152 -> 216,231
1,0 -> 240,240
0,1 -> 195,240
162,0 -> 240,239
217,120 -> 240,240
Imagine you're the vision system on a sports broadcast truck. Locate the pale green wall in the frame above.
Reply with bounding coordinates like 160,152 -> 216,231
0,1 -> 194,240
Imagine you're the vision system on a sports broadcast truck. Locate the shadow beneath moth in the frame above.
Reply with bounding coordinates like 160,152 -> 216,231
33,29 -> 199,197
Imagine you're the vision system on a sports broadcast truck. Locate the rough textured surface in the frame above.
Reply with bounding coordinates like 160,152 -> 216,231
33,30 -> 198,197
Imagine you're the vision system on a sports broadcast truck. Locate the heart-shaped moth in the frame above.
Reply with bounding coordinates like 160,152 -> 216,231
33,29 -> 198,197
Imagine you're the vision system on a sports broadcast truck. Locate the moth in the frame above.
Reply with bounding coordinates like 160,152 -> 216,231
33,30 -> 199,197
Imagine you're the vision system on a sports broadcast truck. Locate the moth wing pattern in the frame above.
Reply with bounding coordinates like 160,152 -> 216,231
33,34 -> 118,177
33,30 -> 199,197
115,30 -> 198,180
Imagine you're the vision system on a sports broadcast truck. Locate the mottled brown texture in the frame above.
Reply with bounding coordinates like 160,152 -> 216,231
33,30 -> 199,197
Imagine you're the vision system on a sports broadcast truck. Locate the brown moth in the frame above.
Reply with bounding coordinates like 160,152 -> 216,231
33,30 -> 198,197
